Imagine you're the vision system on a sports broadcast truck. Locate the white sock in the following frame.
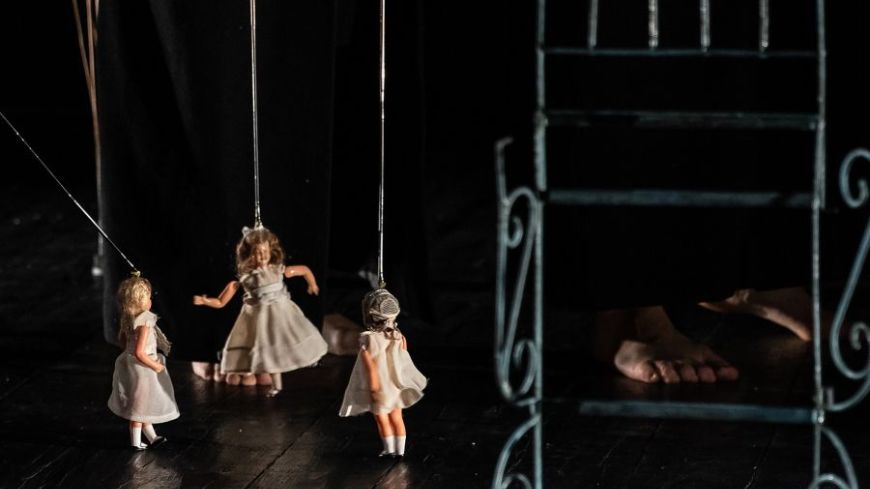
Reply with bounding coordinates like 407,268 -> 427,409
130,426 -> 143,447
381,436 -> 396,454
271,373 -> 283,391
143,424 -> 158,443
395,435 -> 407,455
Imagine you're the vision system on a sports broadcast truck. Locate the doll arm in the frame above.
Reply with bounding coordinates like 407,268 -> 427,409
284,265 -> 319,295
134,326 -> 165,373
360,348 -> 380,393
193,281 -> 239,308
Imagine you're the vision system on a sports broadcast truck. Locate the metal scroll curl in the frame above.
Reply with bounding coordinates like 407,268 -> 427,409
493,137 -> 543,489
492,414 -> 540,489
827,148 -> 870,412
494,137 -> 542,406
810,427 -> 859,489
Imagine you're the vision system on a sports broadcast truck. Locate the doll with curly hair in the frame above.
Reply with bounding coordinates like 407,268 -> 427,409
194,227 -> 328,396
108,275 -> 179,450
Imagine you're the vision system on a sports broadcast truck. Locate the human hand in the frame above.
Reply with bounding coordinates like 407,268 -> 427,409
193,295 -> 207,306
153,364 -> 165,374
307,283 -> 320,296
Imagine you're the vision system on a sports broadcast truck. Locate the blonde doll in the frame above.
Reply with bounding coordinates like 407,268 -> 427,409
108,276 -> 179,450
339,289 -> 427,457
193,227 -> 328,396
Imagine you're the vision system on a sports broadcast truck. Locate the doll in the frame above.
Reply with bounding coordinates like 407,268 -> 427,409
339,288 -> 427,457
108,275 -> 179,450
193,226 -> 328,396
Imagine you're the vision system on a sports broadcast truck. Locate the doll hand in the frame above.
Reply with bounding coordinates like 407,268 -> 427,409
307,284 -> 320,296
153,364 -> 165,374
193,295 -> 207,306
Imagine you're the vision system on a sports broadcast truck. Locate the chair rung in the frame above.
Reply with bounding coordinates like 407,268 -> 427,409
547,189 -> 812,208
545,110 -> 818,130
543,47 -> 817,60
576,400 -> 815,424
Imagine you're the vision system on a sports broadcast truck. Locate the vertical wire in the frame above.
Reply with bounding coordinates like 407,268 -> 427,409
250,0 -> 262,227
759,0 -> 770,52
587,0 -> 599,49
700,0 -> 711,51
73,0 -> 105,274
648,0 -> 659,49
86,0 -> 105,273
377,0 -> 386,288
811,0 -> 827,480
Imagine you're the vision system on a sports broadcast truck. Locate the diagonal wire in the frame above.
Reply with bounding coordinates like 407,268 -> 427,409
0,110 -> 138,273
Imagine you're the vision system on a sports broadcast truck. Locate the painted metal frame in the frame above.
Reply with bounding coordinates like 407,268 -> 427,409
494,1 -> 870,487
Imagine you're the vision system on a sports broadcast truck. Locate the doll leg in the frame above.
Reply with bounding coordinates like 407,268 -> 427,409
129,421 -> 146,450
226,373 -> 242,385
256,373 -> 273,385
266,373 -> 282,397
373,413 -> 396,456
142,423 -> 167,447
387,409 -> 407,456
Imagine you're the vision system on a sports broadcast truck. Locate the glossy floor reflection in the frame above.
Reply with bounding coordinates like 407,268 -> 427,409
2,187 -> 869,488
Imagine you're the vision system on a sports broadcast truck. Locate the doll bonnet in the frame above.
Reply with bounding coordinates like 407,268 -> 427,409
361,288 -> 400,331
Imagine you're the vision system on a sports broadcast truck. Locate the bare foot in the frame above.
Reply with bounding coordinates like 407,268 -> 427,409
256,373 -> 273,386
226,373 -> 242,385
241,374 -> 257,386
213,367 -> 226,383
699,287 -> 822,342
598,306 -> 739,384
191,362 -> 213,380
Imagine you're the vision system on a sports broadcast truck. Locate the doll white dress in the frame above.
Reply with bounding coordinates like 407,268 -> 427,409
220,264 -> 328,374
339,329 -> 428,416
108,311 -> 180,423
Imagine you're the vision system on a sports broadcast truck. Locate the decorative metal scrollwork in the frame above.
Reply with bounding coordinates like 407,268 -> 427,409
810,427 -> 859,489
827,149 -> 870,412
492,415 -> 541,489
493,137 -> 543,489
494,136 -> 542,405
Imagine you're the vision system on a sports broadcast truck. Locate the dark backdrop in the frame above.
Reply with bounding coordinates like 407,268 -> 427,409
2,1 -> 869,359
95,0 -> 338,360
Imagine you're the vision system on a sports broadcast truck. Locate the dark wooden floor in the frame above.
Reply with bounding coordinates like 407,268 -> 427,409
2,187 -> 869,488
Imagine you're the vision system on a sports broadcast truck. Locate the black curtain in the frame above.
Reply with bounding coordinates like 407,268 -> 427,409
96,0 -> 337,360
92,0 -> 870,356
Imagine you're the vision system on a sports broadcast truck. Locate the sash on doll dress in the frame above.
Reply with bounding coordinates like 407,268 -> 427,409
243,281 -> 289,306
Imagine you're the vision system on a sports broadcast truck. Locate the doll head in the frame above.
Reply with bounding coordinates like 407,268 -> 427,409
361,288 -> 400,331
236,227 -> 284,275
116,276 -> 152,342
